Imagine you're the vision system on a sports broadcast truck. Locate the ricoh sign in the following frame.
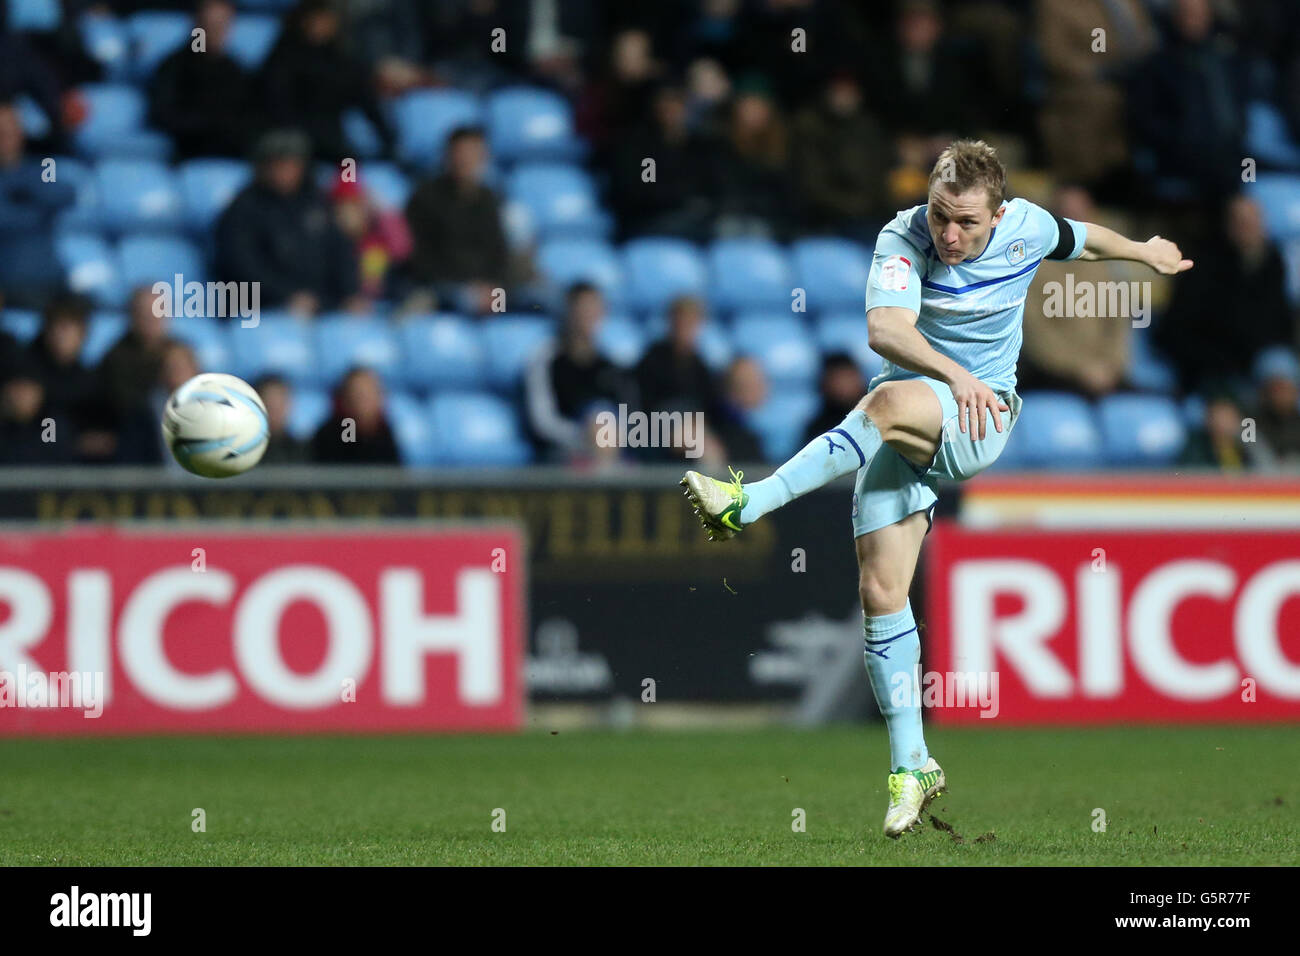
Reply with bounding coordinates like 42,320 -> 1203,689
926,525 -> 1300,723
0,527 -> 524,734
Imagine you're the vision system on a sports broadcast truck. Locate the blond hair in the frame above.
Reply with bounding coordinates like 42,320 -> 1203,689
928,139 -> 1006,210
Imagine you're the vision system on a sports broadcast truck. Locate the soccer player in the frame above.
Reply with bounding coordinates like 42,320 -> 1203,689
681,140 -> 1192,837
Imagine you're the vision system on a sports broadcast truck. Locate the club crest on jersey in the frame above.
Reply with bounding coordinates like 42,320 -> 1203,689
1006,239 -> 1026,265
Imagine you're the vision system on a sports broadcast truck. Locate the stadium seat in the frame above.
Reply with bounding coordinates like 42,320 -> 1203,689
178,159 -> 252,233
79,14 -> 130,82
126,11 -> 190,79
480,315 -> 555,390
1281,238 -> 1300,306
707,238 -> 794,314
227,314 -> 318,387
168,314 -> 232,372
791,238 -> 872,313
1097,394 -> 1187,467
352,162 -> 412,211
1013,391 -> 1104,470
429,392 -> 533,466
506,163 -> 609,240
596,315 -> 646,367
95,159 -> 183,233
814,311 -> 883,382
227,14 -> 280,70
730,313 -> 820,389
622,238 -> 707,313
486,86 -> 584,164
8,0 -> 59,31
536,238 -> 624,308
745,389 -> 819,461
1246,101 -> 1300,171
0,309 -> 40,343
393,89 -> 482,169
15,93 -> 52,139
285,386 -> 329,441
386,390 -> 438,466
82,311 -> 126,364
49,157 -> 101,233
399,313 -> 487,392
74,84 -> 171,160
56,233 -> 122,306
116,234 -> 204,289
1250,173 -> 1300,241
342,109 -> 384,159
1127,331 -> 1178,393
313,314 -> 403,387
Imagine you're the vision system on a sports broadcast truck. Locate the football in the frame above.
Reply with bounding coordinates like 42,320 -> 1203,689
161,373 -> 269,478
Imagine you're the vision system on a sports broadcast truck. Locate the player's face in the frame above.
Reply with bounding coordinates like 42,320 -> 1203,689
927,186 -> 1004,265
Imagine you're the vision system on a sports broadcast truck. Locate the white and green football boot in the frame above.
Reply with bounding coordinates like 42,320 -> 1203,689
680,467 -> 747,541
883,757 -> 946,838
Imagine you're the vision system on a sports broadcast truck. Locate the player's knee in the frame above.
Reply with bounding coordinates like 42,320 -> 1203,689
858,571 -> 907,617
862,384 -> 901,436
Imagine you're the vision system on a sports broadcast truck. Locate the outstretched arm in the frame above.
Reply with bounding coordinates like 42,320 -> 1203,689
1077,222 -> 1193,275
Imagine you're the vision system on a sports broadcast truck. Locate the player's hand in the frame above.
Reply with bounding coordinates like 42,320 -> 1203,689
1143,236 -> 1193,275
948,371 -> 1008,441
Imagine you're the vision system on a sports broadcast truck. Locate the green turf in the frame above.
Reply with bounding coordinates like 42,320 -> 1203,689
0,725 -> 1295,865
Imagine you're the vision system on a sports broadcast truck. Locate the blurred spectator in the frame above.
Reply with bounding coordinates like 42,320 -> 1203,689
0,7 -> 68,153
1036,0 -> 1157,194
635,296 -> 720,418
866,0 -> 973,143
707,355 -> 766,463
714,78 -> 792,238
0,373 -> 70,464
791,71 -> 889,239
577,28 -> 663,156
524,282 -> 635,460
153,339 -> 201,467
25,292 -> 115,461
0,100 -> 74,309
609,83 -> 715,241
1155,195 -> 1291,396
1179,390 -> 1260,470
258,0 -> 395,161
255,374 -> 311,465
149,0 -> 254,160
215,129 -> 360,315
404,127 -> 509,315
1250,347 -> 1300,468
802,352 -> 867,444
98,286 -> 172,463
331,178 -> 412,304
310,367 -> 400,464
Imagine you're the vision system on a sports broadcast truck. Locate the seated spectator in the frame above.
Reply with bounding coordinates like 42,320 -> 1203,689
0,100 -> 75,308
310,367 -> 400,464
258,0 -> 395,161
148,0 -> 254,159
25,292 -> 115,461
404,126 -> 509,315
713,78 -> 793,239
0,373 -> 71,465
1179,390 -> 1261,471
803,352 -> 867,444
331,178 -> 413,305
706,356 -> 766,463
1251,347 -> 1300,469
97,286 -> 173,463
255,374 -> 311,465
215,129 -> 360,315
524,282 -> 635,460
866,0 -> 973,144
635,296 -> 719,418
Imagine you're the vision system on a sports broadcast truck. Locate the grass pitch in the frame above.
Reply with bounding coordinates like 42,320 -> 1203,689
0,725 -> 1295,866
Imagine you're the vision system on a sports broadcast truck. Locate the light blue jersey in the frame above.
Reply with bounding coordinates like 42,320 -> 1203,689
864,197 -> 1088,391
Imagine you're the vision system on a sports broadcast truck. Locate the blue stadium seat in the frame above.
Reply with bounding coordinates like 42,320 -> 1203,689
354,162 -> 412,211
228,314 -> 319,387
536,238 -> 624,308
74,84 -> 171,160
506,163 -> 609,240
168,314 -> 232,372
1097,393 -> 1187,467
429,392 -> 533,466
386,390 -> 438,465
1282,238 -> 1300,306
178,159 -> 252,232
343,109 -> 384,159
814,311 -> 883,382
79,14 -> 130,82
1246,101 -> 1300,171
8,0 -> 59,31
596,315 -> 645,367
1250,173 -> 1300,242
227,14 -> 280,70
393,89 -> 482,169
399,314 -> 487,392
50,157 -> 101,233
0,309 -> 40,343
82,311 -> 126,364
116,234 -> 204,288
792,238 -> 872,313
15,94 -> 52,139
486,86 -> 584,164
285,386 -> 330,441
95,159 -> 183,233
126,11 -> 190,79
1127,330 -> 1178,393
1014,391 -> 1104,469
708,238 -> 793,314
480,315 -> 555,390
622,238 -> 707,313
730,313 -> 820,389
313,314 -> 403,387
56,233 -> 122,306
745,389 -> 819,461
1181,393 -> 1206,430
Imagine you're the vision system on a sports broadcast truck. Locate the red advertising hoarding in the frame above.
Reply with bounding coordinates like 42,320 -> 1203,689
0,526 -> 524,734
925,522 -> 1300,723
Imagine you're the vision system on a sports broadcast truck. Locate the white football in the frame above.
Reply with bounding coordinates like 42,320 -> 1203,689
162,373 -> 269,478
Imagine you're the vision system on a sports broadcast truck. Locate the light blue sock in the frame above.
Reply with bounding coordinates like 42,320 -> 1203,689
862,602 -> 929,772
740,408 -> 881,524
